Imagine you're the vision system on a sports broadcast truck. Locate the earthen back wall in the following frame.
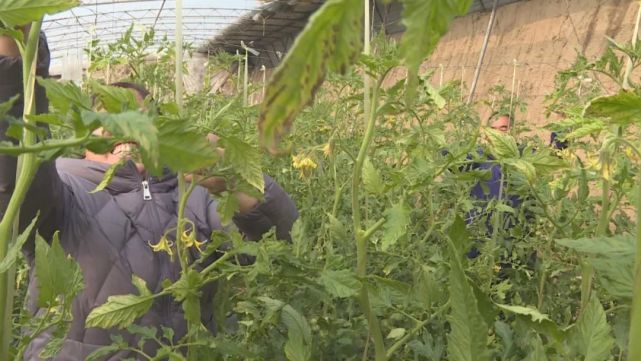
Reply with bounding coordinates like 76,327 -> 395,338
412,0 -> 637,126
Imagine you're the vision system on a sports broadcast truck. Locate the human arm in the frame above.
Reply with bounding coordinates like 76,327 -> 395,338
192,134 -> 298,241
232,175 -> 298,242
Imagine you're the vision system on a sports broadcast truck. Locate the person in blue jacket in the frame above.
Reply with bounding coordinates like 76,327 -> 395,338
466,114 -> 524,258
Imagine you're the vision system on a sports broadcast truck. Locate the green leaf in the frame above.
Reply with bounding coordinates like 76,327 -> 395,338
318,269 -> 360,298
524,335 -> 548,361
25,113 -> 65,127
131,275 -> 151,297
446,218 -> 491,361
90,81 -> 140,113
85,293 -> 153,329
522,149 -> 568,177
565,120 -> 605,139
447,215 -> 470,258
495,304 -> 547,322
127,324 -> 157,341
381,201 -> 411,251
584,91 -> 641,125
591,257 -> 634,299
90,159 -> 125,193
0,214 -> 37,273
35,232 -> 84,307
81,111 -> 159,169
577,157 -> 589,203
217,191 -> 239,226
220,137 -> 264,192
156,119 -> 218,172
425,81 -> 446,109
86,344 -> 123,361
165,269 -> 203,324
575,294 -> 615,361
258,0 -> 362,152
0,28 -> 23,43
482,128 -> 519,159
37,77 -> 91,114
326,213 -> 348,242
400,0 -> 472,103
494,321 -> 514,359
282,304 -> 312,361
38,337 -> 64,359
504,159 -> 536,183
0,94 -> 19,119
556,235 -> 634,257
363,157 -> 385,194
557,236 -> 635,298
387,328 -> 406,340
0,0 -> 78,27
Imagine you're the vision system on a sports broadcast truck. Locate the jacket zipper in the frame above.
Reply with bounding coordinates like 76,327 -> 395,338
141,180 -> 153,200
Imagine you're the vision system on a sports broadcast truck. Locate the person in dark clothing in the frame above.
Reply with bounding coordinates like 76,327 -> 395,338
466,115 -> 520,224
1,32 -> 298,360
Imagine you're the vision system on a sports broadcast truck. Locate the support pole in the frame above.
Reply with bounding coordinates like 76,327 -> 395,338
467,0 -> 499,105
175,0 -> 183,109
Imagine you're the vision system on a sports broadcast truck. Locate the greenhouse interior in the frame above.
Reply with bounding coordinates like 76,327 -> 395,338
1,0 -> 641,360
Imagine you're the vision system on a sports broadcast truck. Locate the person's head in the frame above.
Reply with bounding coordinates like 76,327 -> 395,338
85,82 -> 150,167
490,113 -> 512,133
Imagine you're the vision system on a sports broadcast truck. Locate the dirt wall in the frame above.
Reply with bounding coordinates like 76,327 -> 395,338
417,0 -> 638,126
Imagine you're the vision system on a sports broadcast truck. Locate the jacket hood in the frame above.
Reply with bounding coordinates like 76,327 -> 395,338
56,158 -> 177,195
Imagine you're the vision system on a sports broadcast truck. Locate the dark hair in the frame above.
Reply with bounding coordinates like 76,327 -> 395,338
110,81 -> 150,100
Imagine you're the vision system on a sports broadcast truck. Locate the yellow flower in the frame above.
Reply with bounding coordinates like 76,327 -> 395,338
148,236 -> 174,257
292,154 -> 317,170
292,153 -> 317,178
585,155 -> 600,171
322,143 -> 332,157
299,158 -> 317,169
181,230 -> 206,253
625,147 -> 641,162
292,154 -> 302,168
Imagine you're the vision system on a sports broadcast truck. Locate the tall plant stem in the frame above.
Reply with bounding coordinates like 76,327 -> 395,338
243,48 -> 249,106
629,167 -> 641,361
351,1 -> 385,359
0,21 -> 43,361
583,148 -> 612,311
352,82 -> 385,361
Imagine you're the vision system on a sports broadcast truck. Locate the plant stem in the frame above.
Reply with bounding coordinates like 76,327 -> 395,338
0,135 -> 91,155
351,1 -> 385,359
581,149 -> 611,314
628,157 -> 641,360
385,319 -> 429,360
243,48 -> 249,106
0,20 -> 43,361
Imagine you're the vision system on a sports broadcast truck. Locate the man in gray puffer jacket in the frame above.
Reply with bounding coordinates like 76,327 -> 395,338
0,32 -> 298,360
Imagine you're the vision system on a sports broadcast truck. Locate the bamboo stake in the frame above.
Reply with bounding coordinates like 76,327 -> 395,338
467,0 -> 499,104
623,1 -> 641,90
175,0 -> 183,109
